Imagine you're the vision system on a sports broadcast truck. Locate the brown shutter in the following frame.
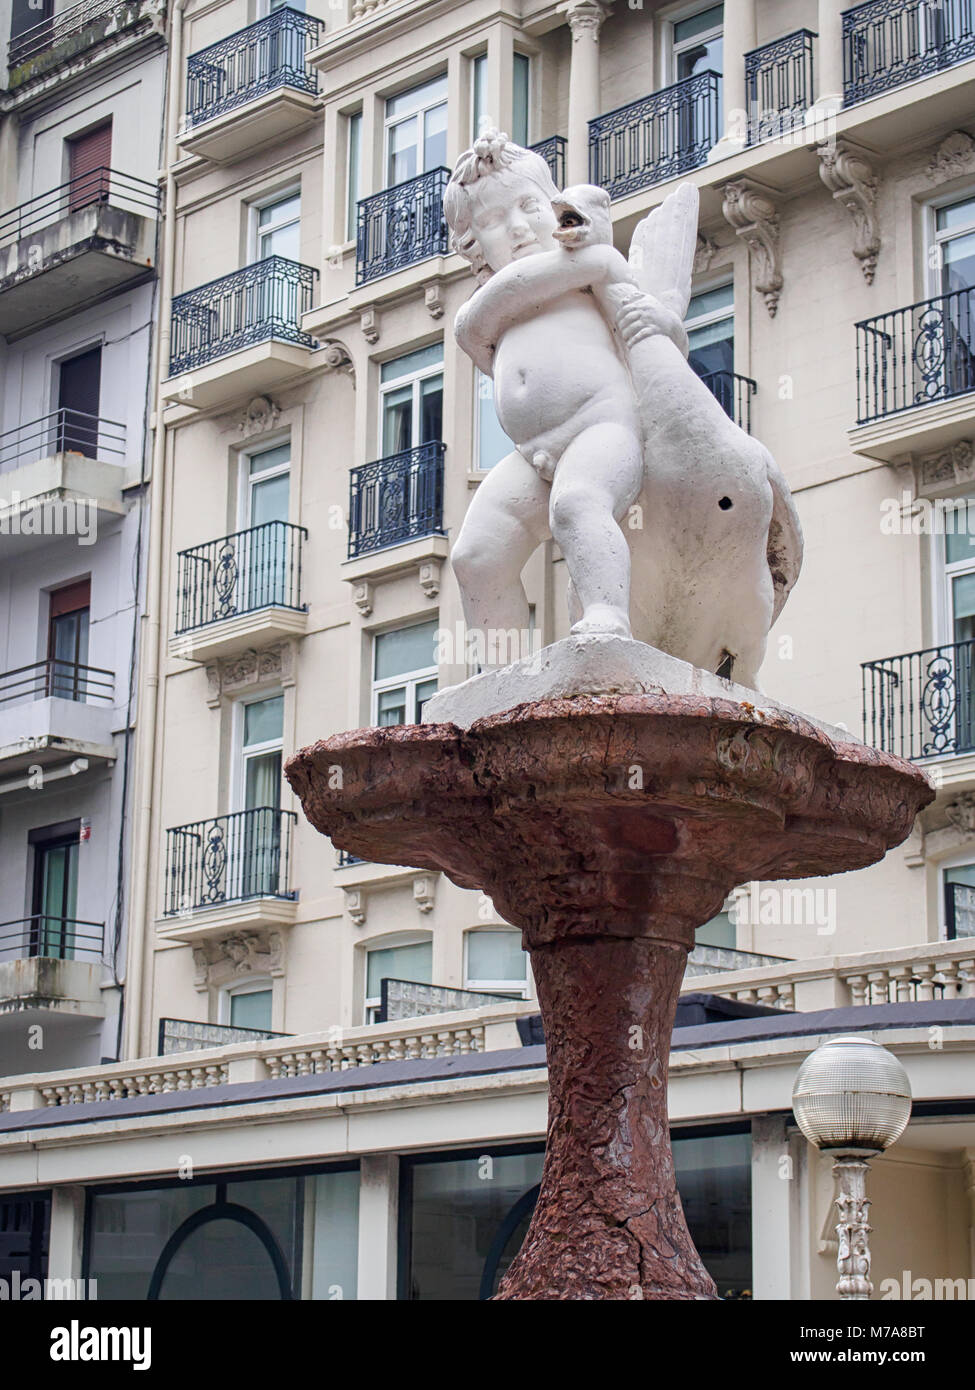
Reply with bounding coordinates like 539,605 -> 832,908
50,579 -> 91,619
68,122 -> 112,210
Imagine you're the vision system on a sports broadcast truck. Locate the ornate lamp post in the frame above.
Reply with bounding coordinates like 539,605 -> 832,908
792,1036 -> 912,1300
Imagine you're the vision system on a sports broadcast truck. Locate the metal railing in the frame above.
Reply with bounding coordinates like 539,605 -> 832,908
0,410 -> 125,473
348,440 -> 445,557
698,369 -> 757,433
356,167 -> 450,286
336,849 -> 365,866
589,70 -> 720,201
843,0 -> 975,104
946,881 -> 975,939
186,7 -> 322,128
855,287 -> 975,423
0,916 -> 103,963
862,637 -> 975,760
164,807 -> 298,915
169,255 -> 319,377
0,658 -> 114,708
158,1017 -> 291,1055
529,134 -> 566,189
0,168 -> 159,255
174,520 -> 307,635
745,29 -> 816,145
8,0 -> 135,68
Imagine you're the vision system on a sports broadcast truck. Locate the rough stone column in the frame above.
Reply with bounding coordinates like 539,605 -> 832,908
563,0 -> 610,186
709,0 -> 756,161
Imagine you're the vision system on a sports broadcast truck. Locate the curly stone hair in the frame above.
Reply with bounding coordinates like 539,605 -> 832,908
444,129 -> 560,284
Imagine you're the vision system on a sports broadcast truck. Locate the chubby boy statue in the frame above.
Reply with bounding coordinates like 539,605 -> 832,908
444,130 -> 802,688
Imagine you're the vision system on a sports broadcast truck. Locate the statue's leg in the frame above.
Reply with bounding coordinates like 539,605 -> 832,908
549,422 -> 643,638
452,449 -> 551,654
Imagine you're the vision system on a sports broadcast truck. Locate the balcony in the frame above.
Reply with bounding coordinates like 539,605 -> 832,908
850,288 -> 975,461
164,256 -> 319,408
529,135 -> 566,189
843,0 -> 975,106
745,29 -> 816,146
0,659 -> 116,781
170,519 -> 308,663
179,8 -> 323,165
7,0 -> 156,92
861,638 -> 975,783
355,167 -> 450,287
161,806 -> 298,942
699,370 -> 756,433
0,169 -> 158,338
0,917 -> 105,1029
589,71 -> 720,202
347,441 -> 445,560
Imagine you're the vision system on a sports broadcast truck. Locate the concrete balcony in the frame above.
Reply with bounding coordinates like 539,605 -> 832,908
168,520 -> 308,663
161,256 -> 319,409
178,8 -> 322,165
6,0 -> 160,101
0,169 -> 158,338
0,918 -> 105,1036
0,660 -> 116,783
861,636 -> 975,792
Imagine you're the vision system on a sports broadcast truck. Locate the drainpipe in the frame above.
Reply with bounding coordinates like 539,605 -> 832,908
122,0 -> 186,1060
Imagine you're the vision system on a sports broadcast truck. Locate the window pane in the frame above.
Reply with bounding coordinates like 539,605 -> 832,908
382,384 -> 413,455
386,75 -> 448,120
244,695 -> 284,746
472,54 -> 488,138
377,687 -> 407,726
244,750 -> 282,810
260,221 -> 300,262
937,197 -> 975,233
942,230 -> 975,295
671,1131 -> 751,1299
674,5 -> 723,44
687,284 -> 734,320
467,929 -> 527,982
249,472 -> 290,528
259,193 -> 301,227
419,374 -> 443,444
423,102 -> 448,172
945,508 -> 975,564
347,111 -> 362,242
477,371 -> 515,470
677,34 -> 722,80
375,620 -> 439,679
381,343 -> 444,382
513,54 -> 530,146
415,677 -> 438,721
230,988 -> 273,1031
249,443 -> 291,476
310,1170 -> 359,1301
695,910 -> 735,948
387,116 -> 418,185
367,940 -> 432,996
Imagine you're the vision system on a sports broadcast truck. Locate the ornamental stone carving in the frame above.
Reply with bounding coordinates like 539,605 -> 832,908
413,874 -> 437,913
360,307 -> 380,344
816,140 -> 881,284
693,232 -> 719,275
192,929 -> 285,992
945,792 -> 975,835
320,339 -> 354,373
239,395 -> 281,438
925,130 -> 975,181
917,439 -> 975,494
425,281 -> 445,319
205,640 -> 296,708
562,0 -> 611,40
721,180 -> 782,316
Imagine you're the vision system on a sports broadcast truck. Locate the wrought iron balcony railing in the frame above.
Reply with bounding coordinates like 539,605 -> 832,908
945,881 -> 975,939
698,370 -> 757,433
348,440 -> 446,558
843,0 -> 975,104
0,409 -> 125,473
0,168 -> 159,255
169,255 -> 319,377
186,7 -> 322,128
862,637 -> 975,760
855,287 -> 975,423
174,520 -> 307,636
529,135 -> 566,189
589,71 -> 720,201
745,29 -> 816,145
0,659 -> 114,708
8,0 -> 127,67
355,167 -> 450,286
164,807 -> 298,915
0,916 -> 104,963
158,1017 -> 291,1055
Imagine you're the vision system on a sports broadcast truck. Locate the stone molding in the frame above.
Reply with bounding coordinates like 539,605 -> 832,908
815,139 -> 881,284
925,130 -> 975,181
721,180 -> 782,317
205,639 -> 296,709
192,929 -> 286,993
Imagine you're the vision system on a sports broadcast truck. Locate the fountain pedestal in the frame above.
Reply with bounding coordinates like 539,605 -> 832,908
285,693 -> 933,1301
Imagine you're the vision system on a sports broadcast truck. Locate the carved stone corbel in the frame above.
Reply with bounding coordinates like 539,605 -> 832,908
352,581 -> 374,617
424,281 -> 445,320
321,339 -> 354,374
206,640 -> 296,702
945,792 -> 975,835
239,395 -> 281,438
916,439 -> 975,496
418,560 -> 441,600
721,180 -> 782,317
192,929 -> 287,991
815,139 -> 881,284
693,232 -> 719,275
345,888 -> 366,926
360,308 -> 380,345
926,130 -> 975,182
413,874 -> 437,913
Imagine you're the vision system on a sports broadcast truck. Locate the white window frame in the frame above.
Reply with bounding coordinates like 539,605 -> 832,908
473,368 -> 516,474
937,848 -> 975,939
237,435 -> 291,533
233,690 -> 285,814
218,978 -> 275,1028
363,932 -> 433,1024
384,74 -> 448,186
249,185 -> 301,264
346,110 -> 363,242
371,624 -> 438,726
463,928 -> 530,999
685,277 -> 734,357
666,2 -> 724,85
925,189 -> 975,298
378,344 -> 444,456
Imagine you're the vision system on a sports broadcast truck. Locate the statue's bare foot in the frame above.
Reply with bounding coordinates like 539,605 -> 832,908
571,605 -> 631,639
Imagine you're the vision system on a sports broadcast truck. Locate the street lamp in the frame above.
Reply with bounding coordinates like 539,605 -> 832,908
792,1035 -> 912,1300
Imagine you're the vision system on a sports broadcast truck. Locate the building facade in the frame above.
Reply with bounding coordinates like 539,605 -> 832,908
2,0 -> 975,1301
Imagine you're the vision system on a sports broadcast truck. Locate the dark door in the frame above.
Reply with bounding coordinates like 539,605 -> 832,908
48,579 -> 91,700
57,348 -> 101,458
31,831 -> 80,959
67,121 -> 112,210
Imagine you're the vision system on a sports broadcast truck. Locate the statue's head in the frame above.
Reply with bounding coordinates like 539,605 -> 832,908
444,129 -> 560,282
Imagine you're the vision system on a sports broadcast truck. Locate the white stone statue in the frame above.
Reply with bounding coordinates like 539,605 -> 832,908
444,131 -> 802,689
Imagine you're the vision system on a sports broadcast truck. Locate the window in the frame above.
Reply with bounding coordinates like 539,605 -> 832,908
29,820 -> 81,959
512,53 -> 530,146
67,121 -> 111,209
254,190 -> 301,262
239,694 -> 284,812
927,195 -> 975,402
685,283 -> 733,376
241,441 -> 291,608
48,579 -> 91,700
380,343 -> 444,456
364,938 -> 433,1023
475,370 -> 515,471
695,903 -> 735,949
347,111 -> 362,241
671,5 -> 723,83
941,515 -> 975,751
944,864 -> 975,938
385,75 -> 448,186
235,694 -> 284,900
372,620 -> 438,726
221,980 -> 274,1032
472,54 -> 488,139
57,346 -> 101,457
464,929 -> 529,997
